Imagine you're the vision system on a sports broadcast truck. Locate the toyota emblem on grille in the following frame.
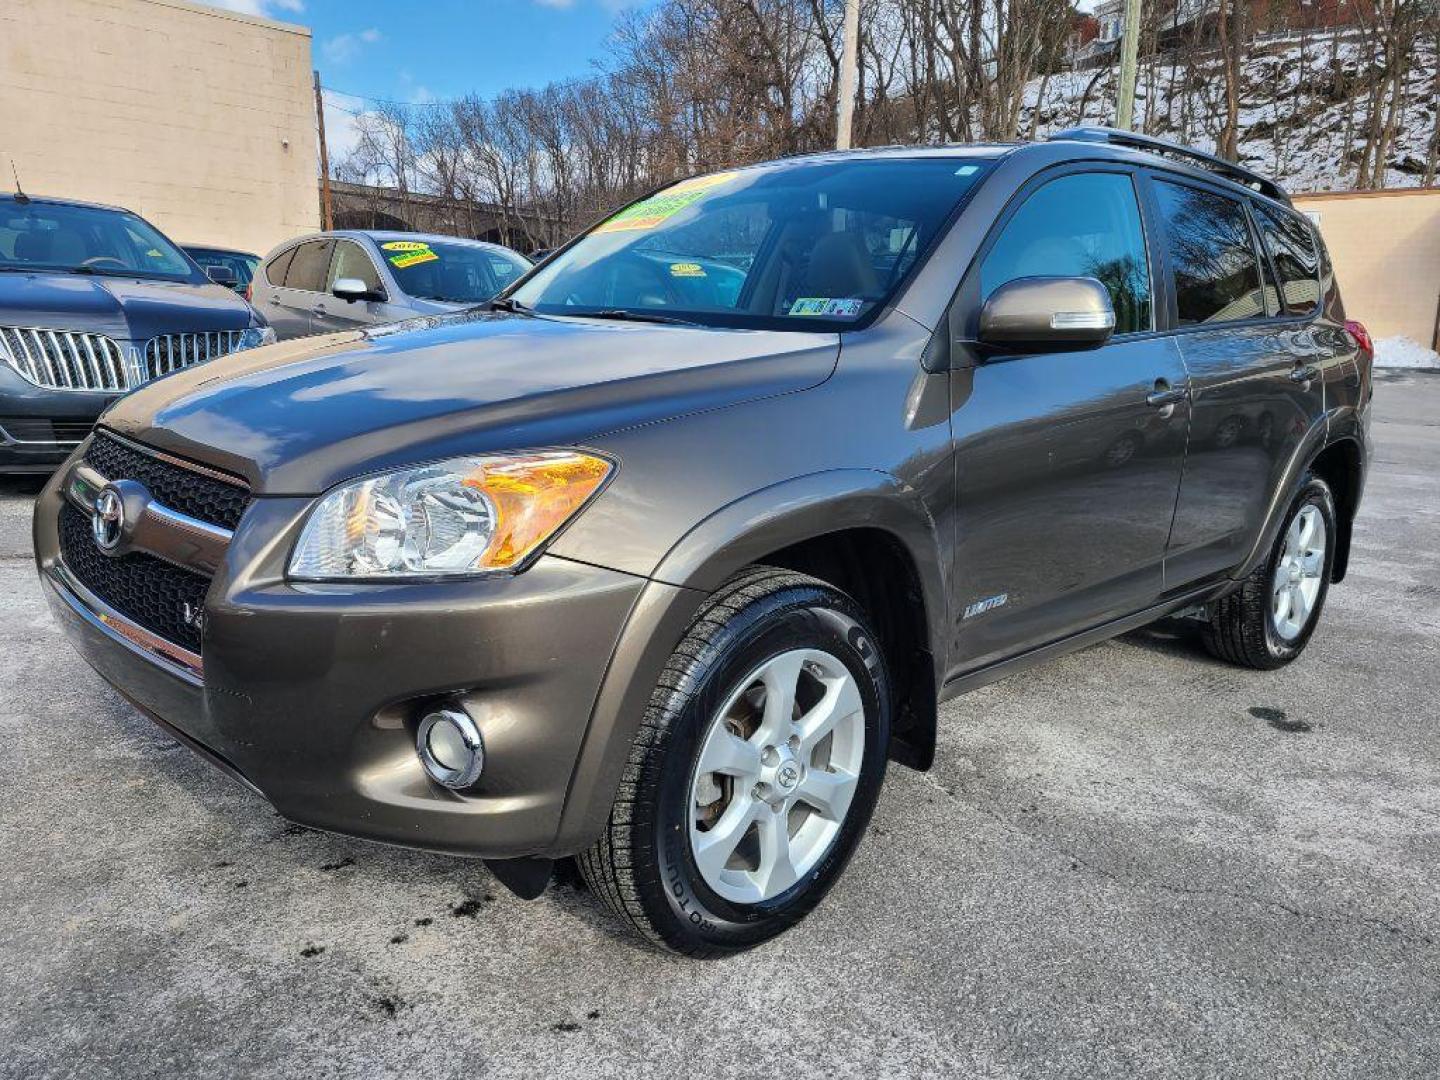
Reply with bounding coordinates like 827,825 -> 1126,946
91,487 -> 126,551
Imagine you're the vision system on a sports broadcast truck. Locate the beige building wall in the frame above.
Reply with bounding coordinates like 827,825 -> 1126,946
0,0 -> 318,258
1294,188 -> 1440,349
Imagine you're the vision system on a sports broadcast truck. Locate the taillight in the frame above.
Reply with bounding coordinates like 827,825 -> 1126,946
1344,319 -> 1373,359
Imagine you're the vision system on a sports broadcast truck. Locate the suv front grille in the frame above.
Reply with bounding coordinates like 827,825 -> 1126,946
58,503 -> 208,653
0,326 -> 128,391
144,331 -> 245,380
84,433 -> 249,530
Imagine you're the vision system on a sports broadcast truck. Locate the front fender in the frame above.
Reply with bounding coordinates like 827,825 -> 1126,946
548,468 -> 947,855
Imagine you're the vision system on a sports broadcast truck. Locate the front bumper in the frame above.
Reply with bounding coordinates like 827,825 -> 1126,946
0,366 -> 117,472
36,474 -> 661,858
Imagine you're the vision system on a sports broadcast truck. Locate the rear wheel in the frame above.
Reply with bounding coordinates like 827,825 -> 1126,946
579,567 -> 890,957
1202,474 -> 1336,669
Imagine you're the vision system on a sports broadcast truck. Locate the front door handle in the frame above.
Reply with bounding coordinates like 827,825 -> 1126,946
1146,378 -> 1187,418
1290,363 -> 1321,384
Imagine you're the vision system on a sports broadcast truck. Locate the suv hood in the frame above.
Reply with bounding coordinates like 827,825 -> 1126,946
0,271 -> 255,341
101,310 -> 838,494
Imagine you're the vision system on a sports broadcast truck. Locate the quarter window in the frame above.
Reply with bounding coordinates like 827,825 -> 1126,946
1255,206 -> 1320,316
980,172 -> 1152,335
1154,180 -> 1265,325
264,246 -> 297,286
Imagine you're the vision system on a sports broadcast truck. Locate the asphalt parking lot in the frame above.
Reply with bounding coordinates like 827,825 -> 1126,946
1,370 -> 1436,1079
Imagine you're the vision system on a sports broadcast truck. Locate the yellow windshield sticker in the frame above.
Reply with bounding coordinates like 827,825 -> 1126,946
145,248 -> 164,258
389,250 -> 439,269
381,240 -> 431,252
669,262 -> 707,278
595,172 -> 738,234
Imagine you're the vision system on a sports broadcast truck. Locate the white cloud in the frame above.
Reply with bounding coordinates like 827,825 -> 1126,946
199,0 -> 305,18
322,27 -> 382,66
321,89 -> 367,161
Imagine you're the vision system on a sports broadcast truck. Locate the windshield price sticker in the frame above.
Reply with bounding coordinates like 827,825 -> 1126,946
595,172 -> 738,234
788,297 -> 865,317
382,240 -> 438,268
669,262 -> 707,278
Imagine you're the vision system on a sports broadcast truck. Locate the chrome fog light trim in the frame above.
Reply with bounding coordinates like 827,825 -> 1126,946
416,707 -> 485,790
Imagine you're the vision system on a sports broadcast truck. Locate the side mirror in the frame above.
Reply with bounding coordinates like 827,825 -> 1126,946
205,264 -> 238,287
332,277 -> 384,303
978,276 -> 1116,353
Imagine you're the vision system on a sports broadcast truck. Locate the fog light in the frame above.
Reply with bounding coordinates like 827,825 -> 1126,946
416,707 -> 484,789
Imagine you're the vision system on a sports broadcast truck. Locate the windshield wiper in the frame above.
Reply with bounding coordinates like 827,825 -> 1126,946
488,296 -> 534,315
582,308 -> 700,327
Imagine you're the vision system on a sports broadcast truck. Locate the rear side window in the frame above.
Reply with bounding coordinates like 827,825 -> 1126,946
329,240 -> 383,293
1153,180 -> 1265,325
1255,206 -> 1320,316
979,172 -> 1152,335
265,246 -> 297,286
285,240 -> 334,292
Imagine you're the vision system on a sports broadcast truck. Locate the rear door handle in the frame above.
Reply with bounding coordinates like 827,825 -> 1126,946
1290,364 -> 1321,383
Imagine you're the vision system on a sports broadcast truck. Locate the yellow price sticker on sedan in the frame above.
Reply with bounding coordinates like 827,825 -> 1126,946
595,172 -> 738,234
381,241 -> 431,253
389,250 -> 439,269
669,262 -> 707,278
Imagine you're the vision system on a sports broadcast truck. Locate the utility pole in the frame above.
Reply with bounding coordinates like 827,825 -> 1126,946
835,0 -> 861,150
1115,0 -> 1143,131
314,69 -> 334,231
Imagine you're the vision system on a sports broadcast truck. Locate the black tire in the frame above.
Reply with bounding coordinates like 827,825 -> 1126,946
1201,474 -> 1337,670
578,566 -> 890,957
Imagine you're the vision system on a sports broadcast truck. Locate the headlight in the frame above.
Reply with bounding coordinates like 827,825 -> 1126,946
288,451 -> 612,580
236,326 -> 277,351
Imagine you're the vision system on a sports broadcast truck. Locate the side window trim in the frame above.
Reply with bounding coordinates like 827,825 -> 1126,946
953,161 -> 1160,349
1141,167 -> 1280,335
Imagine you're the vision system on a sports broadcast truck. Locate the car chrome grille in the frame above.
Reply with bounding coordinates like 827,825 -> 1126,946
0,325 -> 128,391
144,331 -> 245,380
57,502 -> 209,654
84,432 -> 250,530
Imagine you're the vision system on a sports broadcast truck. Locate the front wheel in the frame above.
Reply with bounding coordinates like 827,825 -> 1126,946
579,567 -> 890,956
1202,474 -> 1337,669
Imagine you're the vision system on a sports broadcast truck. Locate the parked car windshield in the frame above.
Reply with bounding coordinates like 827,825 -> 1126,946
510,156 -> 994,331
0,200 -> 201,282
379,239 -> 531,304
187,247 -> 258,290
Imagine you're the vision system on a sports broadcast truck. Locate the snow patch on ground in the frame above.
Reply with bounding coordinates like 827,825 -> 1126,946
1374,336 -> 1440,370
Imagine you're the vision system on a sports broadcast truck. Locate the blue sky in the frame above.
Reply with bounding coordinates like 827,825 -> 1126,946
202,0 -> 654,156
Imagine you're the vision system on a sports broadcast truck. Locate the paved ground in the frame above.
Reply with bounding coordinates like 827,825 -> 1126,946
1,372 -> 1437,1079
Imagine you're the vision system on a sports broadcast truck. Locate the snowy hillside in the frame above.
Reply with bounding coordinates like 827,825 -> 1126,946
1021,34 -> 1438,193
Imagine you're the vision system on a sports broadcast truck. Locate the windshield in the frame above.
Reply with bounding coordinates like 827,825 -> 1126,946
380,239 -> 531,304
510,156 -> 992,330
0,200 -> 201,281
188,248 -> 258,289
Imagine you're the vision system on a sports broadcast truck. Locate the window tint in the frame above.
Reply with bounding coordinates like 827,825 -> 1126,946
285,240 -> 333,292
980,172 -> 1151,334
1255,206 -> 1320,316
0,200 -> 198,282
1154,181 -> 1265,325
329,240 -> 383,293
265,246 -> 297,286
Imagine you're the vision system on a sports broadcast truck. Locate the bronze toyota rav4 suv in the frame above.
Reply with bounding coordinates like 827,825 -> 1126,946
35,129 -> 1373,956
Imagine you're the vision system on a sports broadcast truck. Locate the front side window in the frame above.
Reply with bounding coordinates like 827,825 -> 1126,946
285,240 -> 333,292
0,200 -> 200,282
979,171 -> 1153,335
329,241 -> 383,293
1154,180 -> 1265,325
511,157 -> 992,330
1255,206 -> 1320,317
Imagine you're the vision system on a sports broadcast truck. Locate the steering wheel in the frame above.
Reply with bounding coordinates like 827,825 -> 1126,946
81,256 -> 128,270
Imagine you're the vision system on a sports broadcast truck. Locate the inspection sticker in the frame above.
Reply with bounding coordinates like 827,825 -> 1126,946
788,297 -> 865,317
595,172 -> 738,234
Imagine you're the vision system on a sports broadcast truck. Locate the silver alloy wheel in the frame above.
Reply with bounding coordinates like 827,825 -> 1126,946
1272,504 -> 1327,641
688,648 -> 866,904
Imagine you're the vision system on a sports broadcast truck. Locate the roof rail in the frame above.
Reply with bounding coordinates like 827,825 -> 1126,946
1047,126 -> 1290,205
